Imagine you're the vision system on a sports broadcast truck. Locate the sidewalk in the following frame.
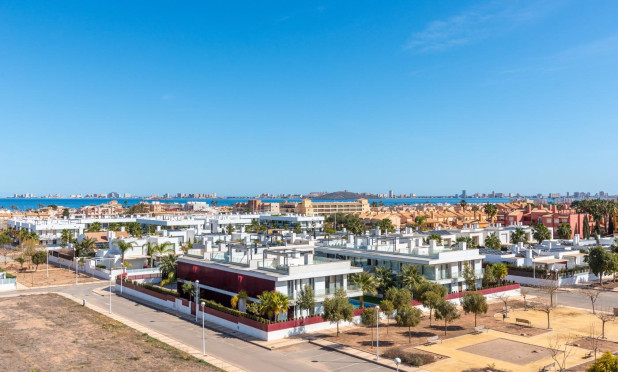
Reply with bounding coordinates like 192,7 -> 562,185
57,290 -> 246,372
105,286 -> 309,351
307,338 -> 427,372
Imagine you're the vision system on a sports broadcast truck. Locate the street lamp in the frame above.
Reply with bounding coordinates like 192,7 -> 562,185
394,357 -> 401,372
109,274 -> 112,314
375,304 -> 380,361
195,280 -> 200,322
46,247 -> 49,278
201,301 -> 206,355
74,246 -> 78,285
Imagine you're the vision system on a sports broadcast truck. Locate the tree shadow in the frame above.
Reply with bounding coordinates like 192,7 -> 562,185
359,340 -> 394,347
404,330 -> 436,338
346,331 -> 366,336
432,325 -> 464,332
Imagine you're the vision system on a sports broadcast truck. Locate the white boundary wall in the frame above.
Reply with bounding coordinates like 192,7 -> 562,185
0,279 -> 17,291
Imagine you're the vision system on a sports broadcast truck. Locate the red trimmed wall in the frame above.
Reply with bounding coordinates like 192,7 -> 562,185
177,261 -> 275,299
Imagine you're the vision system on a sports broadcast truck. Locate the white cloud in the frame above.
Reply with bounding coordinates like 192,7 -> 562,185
406,1 -> 562,53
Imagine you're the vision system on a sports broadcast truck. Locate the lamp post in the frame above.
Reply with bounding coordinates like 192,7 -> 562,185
195,280 -> 200,322
201,301 -> 206,355
394,357 -> 401,372
46,248 -> 49,278
120,264 -> 124,294
109,274 -> 112,314
376,305 -> 380,361
74,246 -> 78,285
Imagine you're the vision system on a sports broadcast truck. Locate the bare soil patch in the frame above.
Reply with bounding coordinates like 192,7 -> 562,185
0,260 -> 100,287
0,294 -> 218,371
459,338 -> 555,364
314,301 -> 549,366
566,338 -> 618,372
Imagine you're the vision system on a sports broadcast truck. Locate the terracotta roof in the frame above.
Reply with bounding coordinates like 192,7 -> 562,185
84,231 -> 129,243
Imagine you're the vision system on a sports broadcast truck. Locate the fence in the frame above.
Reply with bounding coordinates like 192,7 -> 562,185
0,277 -> 17,291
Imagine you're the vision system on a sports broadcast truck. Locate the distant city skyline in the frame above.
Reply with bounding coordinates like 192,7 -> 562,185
2,1 -> 618,195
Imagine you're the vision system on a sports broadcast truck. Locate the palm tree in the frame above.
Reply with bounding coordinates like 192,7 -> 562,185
459,200 -> 467,209
349,272 -> 377,308
471,205 -> 480,221
374,266 -> 395,294
159,254 -> 178,286
143,242 -> 174,265
76,238 -> 96,257
257,291 -> 290,321
483,203 -> 498,224
399,265 -> 424,295
557,223 -> 572,240
115,240 -> 136,265
484,233 -> 501,250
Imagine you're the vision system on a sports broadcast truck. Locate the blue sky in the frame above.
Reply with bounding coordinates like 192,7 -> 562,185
2,1 -> 618,196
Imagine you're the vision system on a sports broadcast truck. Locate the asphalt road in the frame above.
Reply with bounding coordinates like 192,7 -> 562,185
523,286 -> 618,312
2,282 -> 394,372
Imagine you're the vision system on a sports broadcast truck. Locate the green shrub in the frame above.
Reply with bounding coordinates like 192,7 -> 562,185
381,347 -> 436,366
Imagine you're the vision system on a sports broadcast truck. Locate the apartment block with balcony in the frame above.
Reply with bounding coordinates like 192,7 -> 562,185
176,244 -> 362,319
299,198 -> 370,216
315,237 -> 485,293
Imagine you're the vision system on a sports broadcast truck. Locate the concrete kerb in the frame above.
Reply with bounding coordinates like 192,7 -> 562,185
55,291 -> 246,372
98,285 -> 279,351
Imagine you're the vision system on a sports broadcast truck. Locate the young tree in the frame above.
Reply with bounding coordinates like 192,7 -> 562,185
540,280 -> 560,307
15,256 -> 25,269
226,224 -> 235,236
547,335 -> 574,372
534,301 -> 553,329
596,309 -> 616,339
482,264 -> 496,287
379,299 -> 395,334
350,272 -> 377,308
532,223 -> 551,244
395,304 -> 422,343
587,246 -> 614,286
491,263 -> 508,285
556,223 -> 572,240
461,292 -> 488,327
322,288 -> 355,337
581,288 -> 601,314
360,307 -> 378,346
297,284 -> 316,317
496,294 -> 511,316
0,233 -> 11,264
434,300 -> 460,335
583,215 -> 591,239
418,285 -> 445,326
520,287 -> 530,310
31,251 -> 47,271
462,261 -> 477,290
292,223 -> 302,234
62,208 -> 70,218
385,287 -> 412,312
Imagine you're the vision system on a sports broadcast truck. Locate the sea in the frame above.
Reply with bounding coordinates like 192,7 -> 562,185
0,197 -> 523,211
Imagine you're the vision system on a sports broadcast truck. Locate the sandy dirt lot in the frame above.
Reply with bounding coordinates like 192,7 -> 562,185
0,294 -> 219,371
315,300 -> 549,365
0,260 -> 100,287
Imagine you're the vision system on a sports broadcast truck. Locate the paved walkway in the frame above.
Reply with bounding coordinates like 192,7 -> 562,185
57,291 -> 246,372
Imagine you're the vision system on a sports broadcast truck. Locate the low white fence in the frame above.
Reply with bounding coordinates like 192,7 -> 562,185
49,255 -> 160,281
505,272 -> 611,287
0,278 -> 17,291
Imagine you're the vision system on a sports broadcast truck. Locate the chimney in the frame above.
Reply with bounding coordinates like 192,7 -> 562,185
429,239 -> 437,249
517,242 -> 524,252
458,241 -> 467,250
573,234 -> 580,245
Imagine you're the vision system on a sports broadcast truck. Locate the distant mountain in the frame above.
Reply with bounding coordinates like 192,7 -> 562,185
313,191 -> 378,200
